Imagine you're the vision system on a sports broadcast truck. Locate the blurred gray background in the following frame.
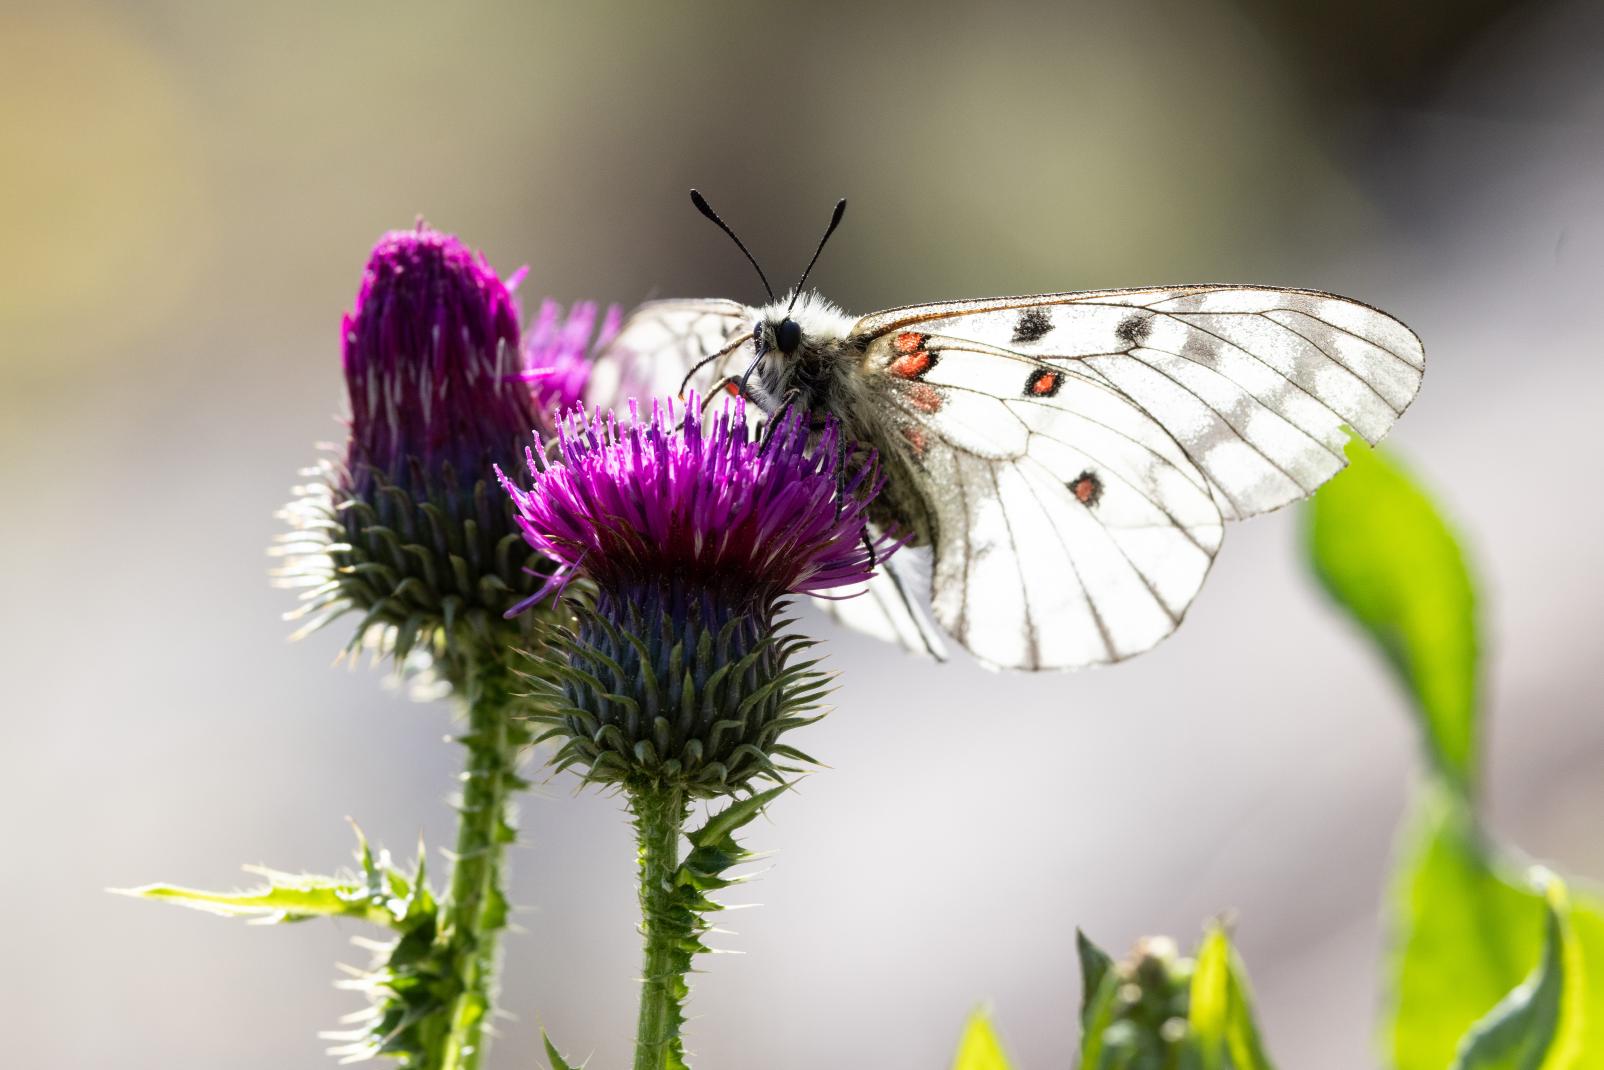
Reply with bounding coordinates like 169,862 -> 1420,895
4,1 -> 1603,1067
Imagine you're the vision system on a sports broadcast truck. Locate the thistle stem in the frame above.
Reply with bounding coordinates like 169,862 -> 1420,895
438,655 -> 526,1070
630,784 -> 694,1070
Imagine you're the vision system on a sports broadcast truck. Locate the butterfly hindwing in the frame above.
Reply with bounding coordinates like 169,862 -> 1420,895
865,331 -> 1225,669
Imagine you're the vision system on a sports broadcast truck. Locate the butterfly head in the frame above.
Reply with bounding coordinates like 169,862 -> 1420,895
690,189 -> 849,354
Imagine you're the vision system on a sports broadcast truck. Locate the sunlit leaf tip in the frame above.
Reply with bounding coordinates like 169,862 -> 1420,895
1189,923 -> 1276,1070
951,1008 -> 1013,1070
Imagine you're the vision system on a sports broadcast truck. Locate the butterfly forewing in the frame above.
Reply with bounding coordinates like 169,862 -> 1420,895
856,286 -> 1424,521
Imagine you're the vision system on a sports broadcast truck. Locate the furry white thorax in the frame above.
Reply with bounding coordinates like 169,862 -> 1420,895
758,290 -> 856,339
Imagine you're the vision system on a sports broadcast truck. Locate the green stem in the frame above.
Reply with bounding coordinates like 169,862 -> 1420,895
631,784 -> 693,1070
438,655 -> 526,1070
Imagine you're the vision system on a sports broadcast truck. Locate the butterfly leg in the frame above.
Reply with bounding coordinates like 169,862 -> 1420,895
859,526 -> 877,571
758,389 -> 801,450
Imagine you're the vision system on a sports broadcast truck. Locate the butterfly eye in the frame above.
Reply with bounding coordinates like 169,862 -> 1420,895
775,318 -> 803,354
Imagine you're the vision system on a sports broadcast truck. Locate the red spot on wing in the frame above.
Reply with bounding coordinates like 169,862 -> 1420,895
907,383 -> 943,413
1025,368 -> 1063,397
901,423 -> 928,458
1071,470 -> 1102,506
724,380 -> 742,396
894,331 -> 927,355
889,350 -> 932,379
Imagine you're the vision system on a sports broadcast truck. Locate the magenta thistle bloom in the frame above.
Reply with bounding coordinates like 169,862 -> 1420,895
500,397 -> 898,792
519,298 -> 622,415
277,223 -> 591,660
342,223 -> 535,498
502,397 -> 896,612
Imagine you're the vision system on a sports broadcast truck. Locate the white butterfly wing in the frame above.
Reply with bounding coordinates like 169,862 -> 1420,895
817,551 -> 949,661
857,286 -> 1424,519
863,331 -> 1225,670
585,298 -> 755,412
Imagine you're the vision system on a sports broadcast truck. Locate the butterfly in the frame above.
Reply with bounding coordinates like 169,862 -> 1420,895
583,192 -> 1425,671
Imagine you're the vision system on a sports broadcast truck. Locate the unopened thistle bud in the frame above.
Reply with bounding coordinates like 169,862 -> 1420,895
499,397 -> 900,795
277,224 -> 600,666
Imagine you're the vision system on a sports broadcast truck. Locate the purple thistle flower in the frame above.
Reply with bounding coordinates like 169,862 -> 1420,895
499,397 -> 899,793
342,223 -> 535,497
518,298 -> 622,415
276,223 -> 604,662
501,397 -> 897,614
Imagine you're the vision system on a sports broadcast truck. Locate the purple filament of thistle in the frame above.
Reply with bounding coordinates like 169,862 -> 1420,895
498,396 -> 900,614
518,299 -> 623,414
341,224 -> 533,495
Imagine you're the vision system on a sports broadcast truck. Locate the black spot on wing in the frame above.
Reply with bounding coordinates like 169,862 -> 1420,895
1115,313 -> 1153,349
1011,307 -> 1054,344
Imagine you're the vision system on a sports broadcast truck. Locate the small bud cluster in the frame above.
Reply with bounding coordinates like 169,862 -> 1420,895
1095,936 -> 1196,1058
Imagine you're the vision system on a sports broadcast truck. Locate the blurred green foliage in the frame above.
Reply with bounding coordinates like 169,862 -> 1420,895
951,1010 -> 1012,1070
1076,926 -> 1273,1070
1307,439 -> 1602,1068
1307,438 -> 1478,796
954,437 -> 1602,1069
1187,926 -> 1275,1070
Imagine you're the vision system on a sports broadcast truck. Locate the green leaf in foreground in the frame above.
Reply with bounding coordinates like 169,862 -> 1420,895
1188,924 -> 1275,1070
1390,790 -> 1604,1070
951,1008 -> 1013,1070
1306,438 -> 1478,793
118,828 -> 454,1066
1450,884 -> 1564,1070
1078,928 -> 1116,1027
115,826 -> 428,928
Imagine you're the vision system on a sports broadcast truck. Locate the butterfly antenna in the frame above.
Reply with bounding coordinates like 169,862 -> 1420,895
690,189 -> 775,302
787,198 -> 847,313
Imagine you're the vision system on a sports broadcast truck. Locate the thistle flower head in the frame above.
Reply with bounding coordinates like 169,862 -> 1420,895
342,223 -> 533,497
277,224 -> 585,669
501,397 -> 899,794
502,398 -> 893,613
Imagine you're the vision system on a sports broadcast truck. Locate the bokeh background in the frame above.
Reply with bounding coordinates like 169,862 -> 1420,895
5,1 -> 1603,1067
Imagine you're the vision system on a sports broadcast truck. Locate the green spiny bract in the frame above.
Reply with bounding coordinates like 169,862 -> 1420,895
277,452 -> 564,671
527,590 -> 830,797
275,224 -> 588,678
